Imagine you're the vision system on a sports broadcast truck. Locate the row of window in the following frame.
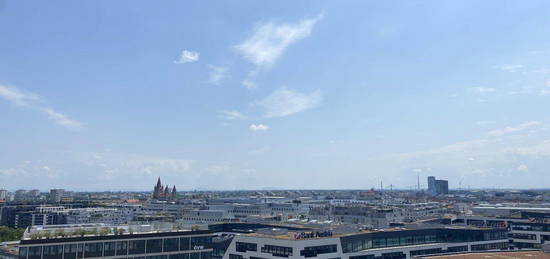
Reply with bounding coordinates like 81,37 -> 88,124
19,236 -> 212,259
260,245 -> 293,257
235,242 -> 257,253
234,242 -> 338,258
409,248 -> 443,256
300,244 -> 337,258
471,242 -> 507,251
113,252 -> 211,259
349,245 -> 472,258
511,224 -> 550,232
509,233 -> 537,240
228,254 -> 269,259
342,235 -> 439,253
18,252 -> 209,259
341,231 -> 507,253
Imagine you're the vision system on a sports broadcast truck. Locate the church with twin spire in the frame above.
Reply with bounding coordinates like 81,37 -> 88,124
152,177 -> 177,201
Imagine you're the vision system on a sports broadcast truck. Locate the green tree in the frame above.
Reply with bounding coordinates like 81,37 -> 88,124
99,227 -> 110,236
0,227 -> 25,242
54,229 -> 66,238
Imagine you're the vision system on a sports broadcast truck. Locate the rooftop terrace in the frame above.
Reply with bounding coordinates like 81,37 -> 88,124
22,223 -> 202,241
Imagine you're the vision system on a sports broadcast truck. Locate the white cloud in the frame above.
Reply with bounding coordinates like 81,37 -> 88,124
44,108 -> 82,128
255,87 -> 322,118
496,64 -> 524,73
504,140 -> 550,157
249,124 -> 270,131
207,65 -> 230,85
1,152 -> 194,187
174,50 -> 200,64
242,79 -> 257,89
540,80 -> 550,95
0,84 -> 82,129
473,87 -> 496,93
0,85 -> 43,106
236,14 -> 322,68
235,14 -> 323,88
488,121 -> 541,137
517,164 -> 529,173
220,110 -> 247,120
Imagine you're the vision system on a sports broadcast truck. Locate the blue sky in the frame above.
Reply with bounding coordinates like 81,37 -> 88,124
2,1 -> 550,190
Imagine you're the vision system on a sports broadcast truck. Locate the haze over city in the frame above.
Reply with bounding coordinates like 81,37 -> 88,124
2,1 -> 550,190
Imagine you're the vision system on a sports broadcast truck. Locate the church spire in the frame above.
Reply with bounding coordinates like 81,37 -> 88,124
164,185 -> 170,198
171,185 -> 177,200
156,177 -> 162,189
152,177 -> 177,201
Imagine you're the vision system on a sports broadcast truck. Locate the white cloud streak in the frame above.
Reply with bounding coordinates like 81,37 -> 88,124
0,84 -> 82,129
473,87 -> 496,93
236,14 -> 322,67
219,110 -> 247,120
43,108 -> 82,128
496,64 -> 524,73
488,121 -> 541,136
242,78 -> 257,90
235,14 -> 323,88
249,124 -> 270,131
174,50 -> 199,64
207,65 -> 230,85
255,87 -> 322,118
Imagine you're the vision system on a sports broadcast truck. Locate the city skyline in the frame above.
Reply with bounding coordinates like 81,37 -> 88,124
3,1 -> 550,190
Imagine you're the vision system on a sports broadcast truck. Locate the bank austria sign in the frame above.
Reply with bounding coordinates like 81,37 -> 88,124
294,230 -> 334,239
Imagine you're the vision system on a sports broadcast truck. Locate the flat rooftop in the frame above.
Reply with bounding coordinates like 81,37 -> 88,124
425,251 -> 550,259
22,223 -> 201,240
243,225 -> 495,240
474,206 -> 550,211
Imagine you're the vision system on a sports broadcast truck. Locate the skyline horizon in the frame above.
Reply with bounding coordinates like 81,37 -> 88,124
0,175 -> 546,192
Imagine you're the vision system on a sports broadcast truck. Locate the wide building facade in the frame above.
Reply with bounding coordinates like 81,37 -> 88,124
217,226 -> 508,259
17,225 -> 213,259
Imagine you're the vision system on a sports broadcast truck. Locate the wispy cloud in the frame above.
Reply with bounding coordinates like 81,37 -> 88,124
43,108 -> 82,128
207,65 -> 230,85
496,64 -> 524,73
0,84 -> 82,129
174,50 -> 200,64
255,87 -> 322,118
473,87 -> 496,93
1,151 -> 192,186
249,124 -> 270,131
488,121 -> 541,136
540,80 -> 550,95
0,85 -> 42,106
236,13 -> 323,88
517,164 -> 529,172
242,77 -> 257,90
219,110 -> 247,120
